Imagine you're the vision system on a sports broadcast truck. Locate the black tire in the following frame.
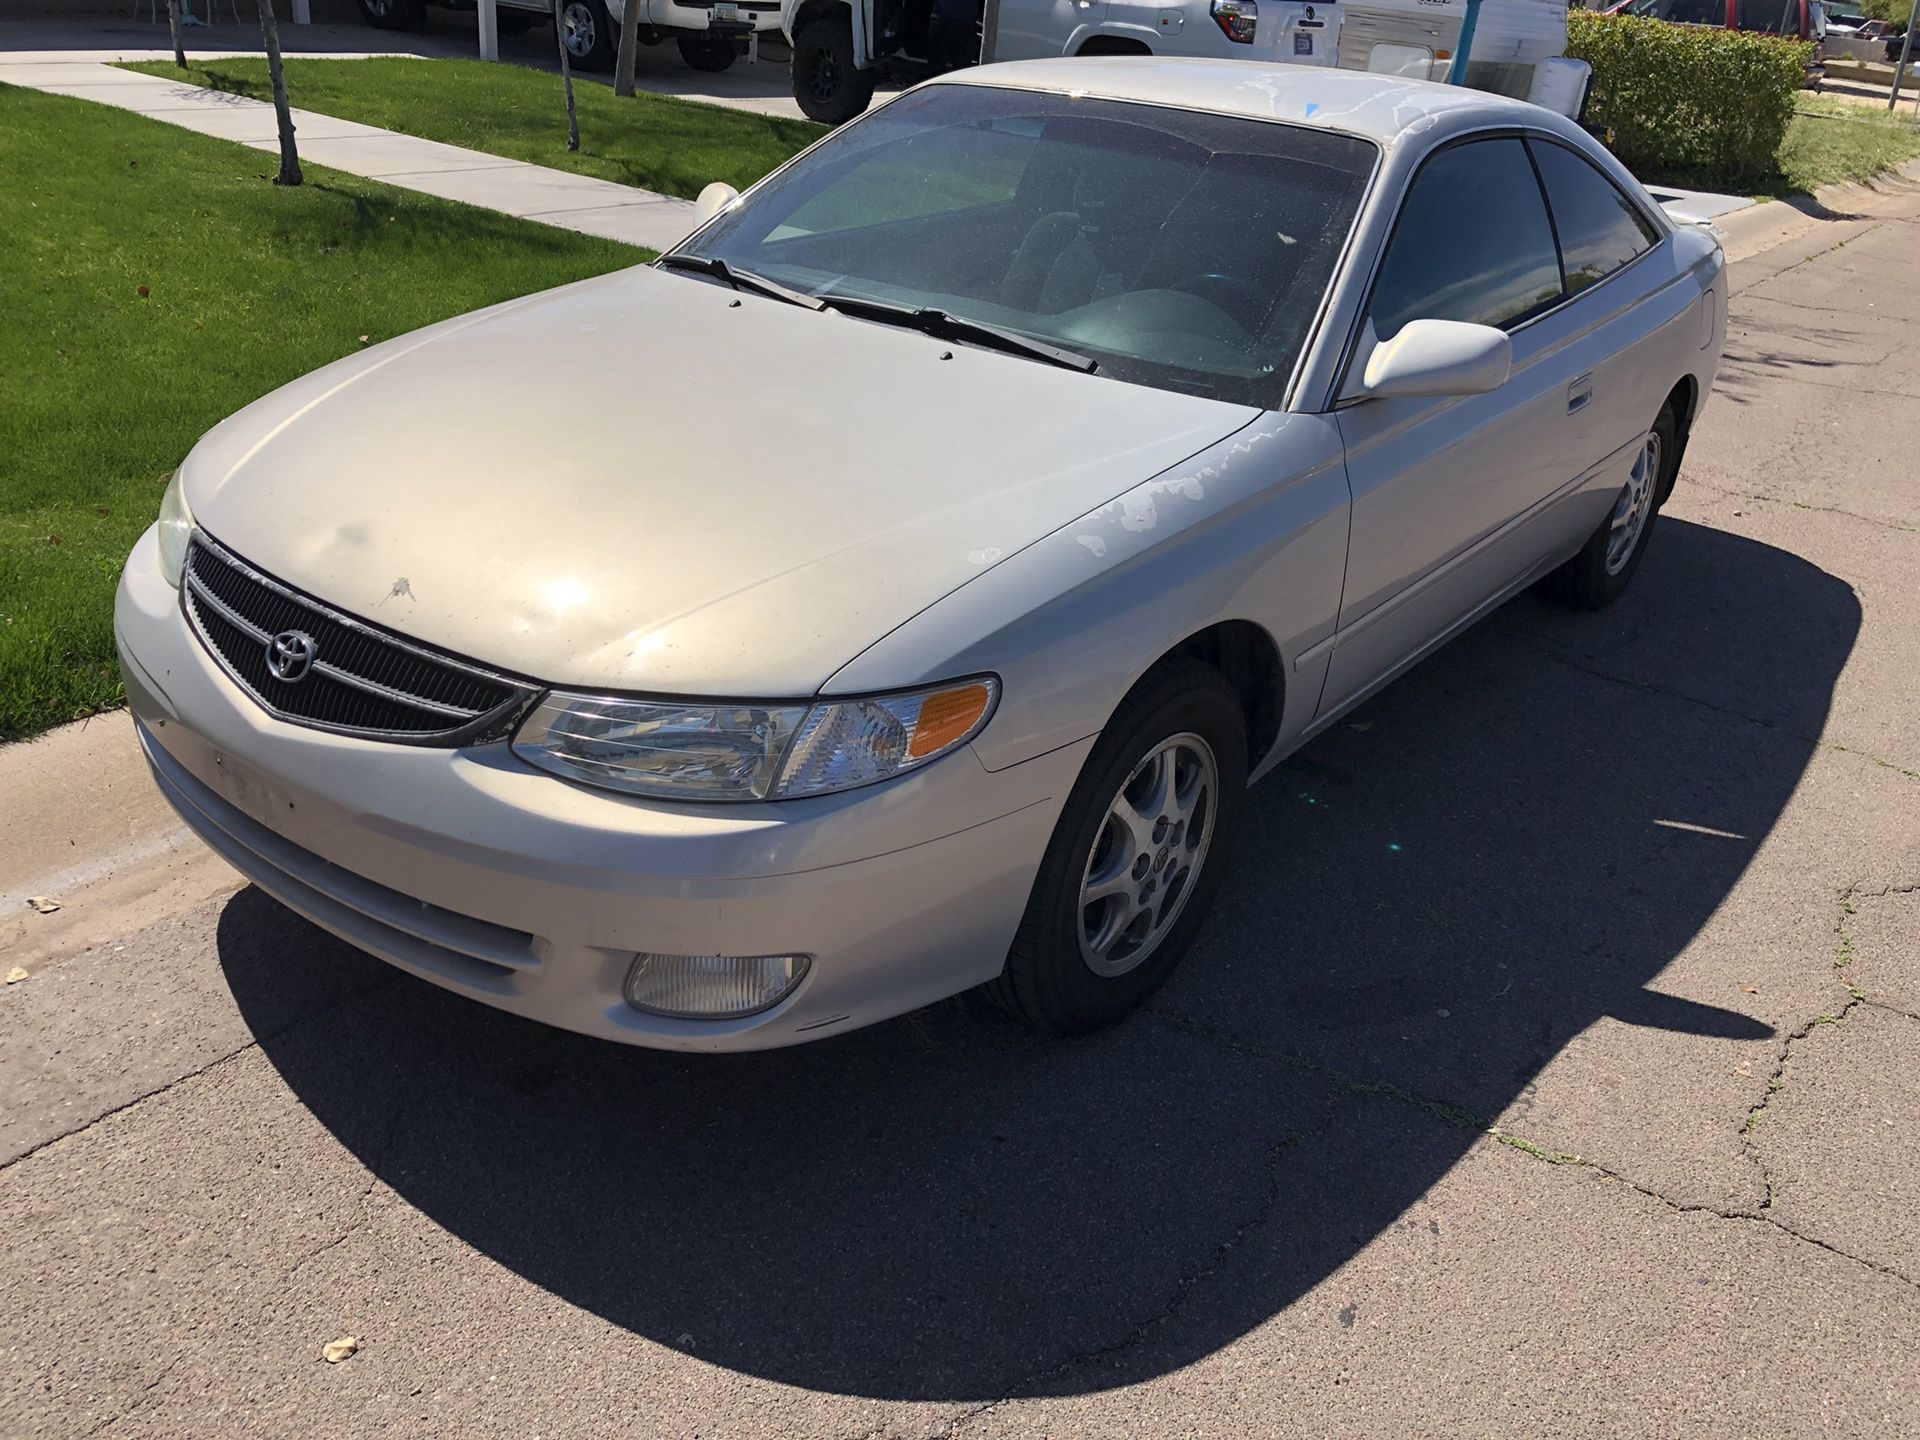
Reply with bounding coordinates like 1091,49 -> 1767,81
559,0 -> 619,71
988,658 -> 1248,1036
791,13 -> 876,125
677,32 -> 739,72
356,0 -> 425,28
1539,401 -> 1681,611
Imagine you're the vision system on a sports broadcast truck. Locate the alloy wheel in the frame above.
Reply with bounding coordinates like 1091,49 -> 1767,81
561,2 -> 597,57
1077,732 -> 1218,978
1605,429 -> 1662,576
806,47 -> 839,103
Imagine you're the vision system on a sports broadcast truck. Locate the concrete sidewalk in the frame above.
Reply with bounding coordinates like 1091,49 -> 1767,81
0,53 -> 696,250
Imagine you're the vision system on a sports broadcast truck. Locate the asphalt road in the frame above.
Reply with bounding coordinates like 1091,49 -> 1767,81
5,194 -> 1920,1437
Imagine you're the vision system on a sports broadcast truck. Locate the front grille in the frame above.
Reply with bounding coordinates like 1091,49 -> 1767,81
182,534 -> 538,745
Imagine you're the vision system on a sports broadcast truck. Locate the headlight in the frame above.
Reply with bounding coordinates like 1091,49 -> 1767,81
511,677 -> 998,802
156,470 -> 194,588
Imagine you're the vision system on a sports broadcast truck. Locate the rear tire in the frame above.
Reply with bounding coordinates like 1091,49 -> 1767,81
791,13 -> 876,125
1540,401 -> 1680,611
677,32 -> 739,71
356,0 -> 425,28
989,658 -> 1247,1036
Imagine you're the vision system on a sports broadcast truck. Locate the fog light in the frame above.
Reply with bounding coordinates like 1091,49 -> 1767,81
624,952 -> 810,1019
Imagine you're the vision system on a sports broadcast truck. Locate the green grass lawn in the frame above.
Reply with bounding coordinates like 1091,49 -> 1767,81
124,56 -> 825,200
1772,94 -> 1920,195
0,84 -> 642,741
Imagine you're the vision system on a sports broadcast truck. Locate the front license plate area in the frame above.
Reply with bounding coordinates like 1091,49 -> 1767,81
206,750 -> 296,831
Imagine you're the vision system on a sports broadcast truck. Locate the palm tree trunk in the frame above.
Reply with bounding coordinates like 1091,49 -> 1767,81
554,0 -> 581,151
613,0 -> 640,97
256,0 -> 303,186
166,0 -> 187,69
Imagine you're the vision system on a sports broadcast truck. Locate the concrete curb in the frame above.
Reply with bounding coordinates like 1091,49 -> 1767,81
1711,156 -> 1920,262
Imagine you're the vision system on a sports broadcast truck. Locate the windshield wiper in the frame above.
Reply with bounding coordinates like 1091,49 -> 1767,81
656,253 -> 825,311
818,291 -> 1099,374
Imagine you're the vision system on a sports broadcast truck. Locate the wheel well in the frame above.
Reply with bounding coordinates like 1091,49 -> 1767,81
1077,35 -> 1153,56
1658,376 -> 1698,502
1665,376 -> 1698,434
1160,621 -> 1284,770
790,0 -> 846,35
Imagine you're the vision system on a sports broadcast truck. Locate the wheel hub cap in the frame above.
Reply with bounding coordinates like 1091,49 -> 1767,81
1077,732 -> 1218,978
563,4 -> 594,54
1605,429 -> 1661,576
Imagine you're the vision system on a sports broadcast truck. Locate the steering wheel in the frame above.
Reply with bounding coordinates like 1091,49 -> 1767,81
1169,272 -> 1268,321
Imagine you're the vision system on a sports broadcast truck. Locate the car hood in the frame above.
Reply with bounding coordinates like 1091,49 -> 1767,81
182,265 -> 1258,696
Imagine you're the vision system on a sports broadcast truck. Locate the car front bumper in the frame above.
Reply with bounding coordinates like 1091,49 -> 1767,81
114,526 -> 1088,1051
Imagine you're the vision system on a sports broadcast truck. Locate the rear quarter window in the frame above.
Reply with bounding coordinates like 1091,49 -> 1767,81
1527,139 -> 1660,294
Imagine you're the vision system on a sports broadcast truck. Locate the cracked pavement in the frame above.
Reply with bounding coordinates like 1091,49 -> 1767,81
6,195 -> 1920,1438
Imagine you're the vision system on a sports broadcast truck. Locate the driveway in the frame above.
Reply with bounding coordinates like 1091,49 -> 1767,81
2,195 -> 1918,1436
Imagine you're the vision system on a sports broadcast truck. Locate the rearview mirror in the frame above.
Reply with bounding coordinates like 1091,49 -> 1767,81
1359,319 -> 1512,401
692,181 -> 741,228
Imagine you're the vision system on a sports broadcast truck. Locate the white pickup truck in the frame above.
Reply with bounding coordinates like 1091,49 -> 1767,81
356,0 -> 780,73
785,0 -> 1587,126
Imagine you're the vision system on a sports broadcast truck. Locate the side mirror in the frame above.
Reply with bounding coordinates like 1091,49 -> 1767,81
692,181 -> 741,227
1359,319 -> 1512,401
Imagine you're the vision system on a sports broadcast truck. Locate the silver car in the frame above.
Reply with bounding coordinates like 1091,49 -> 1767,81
115,60 -> 1726,1050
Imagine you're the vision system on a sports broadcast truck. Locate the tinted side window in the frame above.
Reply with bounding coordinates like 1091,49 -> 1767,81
1529,140 -> 1659,293
1369,138 -> 1563,342
1627,0 -> 1728,25
1736,0 -> 1799,32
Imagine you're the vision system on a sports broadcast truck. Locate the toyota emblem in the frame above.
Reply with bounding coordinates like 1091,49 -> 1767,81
265,629 -> 318,684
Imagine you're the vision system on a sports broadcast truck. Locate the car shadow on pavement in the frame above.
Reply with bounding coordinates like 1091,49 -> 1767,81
216,515 -> 1856,1402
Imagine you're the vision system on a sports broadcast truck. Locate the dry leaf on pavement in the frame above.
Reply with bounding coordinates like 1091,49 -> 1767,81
322,1336 -> 361,1364
26,896 -> 61,914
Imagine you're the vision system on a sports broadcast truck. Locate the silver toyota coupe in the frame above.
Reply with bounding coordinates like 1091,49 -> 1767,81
116,60 -> 1725,1050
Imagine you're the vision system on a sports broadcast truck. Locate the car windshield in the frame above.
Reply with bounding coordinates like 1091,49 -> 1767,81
671,84 -> 1378,408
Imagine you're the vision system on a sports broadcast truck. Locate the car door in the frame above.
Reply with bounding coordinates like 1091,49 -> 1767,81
1520,135 -> 1671,524
1320,136 -> 1583,717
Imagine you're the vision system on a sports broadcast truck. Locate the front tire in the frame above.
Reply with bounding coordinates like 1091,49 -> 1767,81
559,0 -> 619,70
791,13 -> 876,125
677,32 -> 739,71
989,658 -> 1247,1036
1540,401 -> 1680,610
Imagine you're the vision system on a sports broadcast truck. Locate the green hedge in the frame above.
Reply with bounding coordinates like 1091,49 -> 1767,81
1567,12 -> 1809,185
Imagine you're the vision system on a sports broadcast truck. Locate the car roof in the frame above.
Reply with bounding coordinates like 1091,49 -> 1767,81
929,58 -> 1551,148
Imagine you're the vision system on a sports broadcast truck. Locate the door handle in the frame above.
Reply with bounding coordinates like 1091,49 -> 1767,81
1567,375 -> 1594,414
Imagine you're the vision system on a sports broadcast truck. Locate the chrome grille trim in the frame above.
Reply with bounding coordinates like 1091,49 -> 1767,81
181,532 -> 540,746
